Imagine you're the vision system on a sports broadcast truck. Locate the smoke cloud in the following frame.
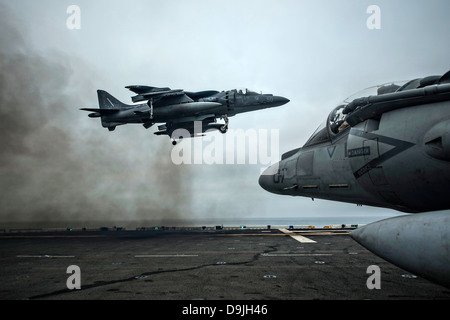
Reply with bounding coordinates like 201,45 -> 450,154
0,5 -> 192,227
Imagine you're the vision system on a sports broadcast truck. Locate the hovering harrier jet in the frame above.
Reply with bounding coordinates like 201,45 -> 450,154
81,86 -> 289,145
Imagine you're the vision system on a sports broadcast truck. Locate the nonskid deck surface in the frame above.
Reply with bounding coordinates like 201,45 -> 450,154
0,227 -> 449,300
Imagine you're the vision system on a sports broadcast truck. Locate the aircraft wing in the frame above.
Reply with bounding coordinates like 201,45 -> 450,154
126,85 -> 193,106
153,92 -> 194,107
126,85 -> 171,95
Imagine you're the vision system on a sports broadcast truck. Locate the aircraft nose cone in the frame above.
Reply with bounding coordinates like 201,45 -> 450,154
258,173 -> 272,192
258,164 -> 279,193
272,96 -> 290,107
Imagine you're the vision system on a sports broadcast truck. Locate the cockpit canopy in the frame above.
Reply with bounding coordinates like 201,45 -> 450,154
303,80 -> 411,148
298,71 -> 450,150
231,88 -> 260,95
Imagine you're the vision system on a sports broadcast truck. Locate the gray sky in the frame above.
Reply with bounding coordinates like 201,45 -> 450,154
1,0 -> 449,225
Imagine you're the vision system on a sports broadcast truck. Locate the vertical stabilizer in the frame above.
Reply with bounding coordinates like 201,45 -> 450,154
97,90 -> 130,110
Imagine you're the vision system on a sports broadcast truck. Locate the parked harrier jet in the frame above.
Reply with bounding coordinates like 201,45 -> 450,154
81,86 -> 289,145
259,70 -> 450,288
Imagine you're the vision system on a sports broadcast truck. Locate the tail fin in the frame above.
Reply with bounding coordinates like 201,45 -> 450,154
96,90 -> 132,131
97,90 -> 131,110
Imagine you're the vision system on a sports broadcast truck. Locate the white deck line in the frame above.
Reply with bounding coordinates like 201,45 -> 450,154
279,228 -> 317,243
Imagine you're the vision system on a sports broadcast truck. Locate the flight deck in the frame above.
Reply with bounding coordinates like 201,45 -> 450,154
0,226 -> 449,301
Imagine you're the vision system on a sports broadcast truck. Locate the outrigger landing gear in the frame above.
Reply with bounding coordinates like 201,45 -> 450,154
220,114 -> 229,133
171,135 -> 184,146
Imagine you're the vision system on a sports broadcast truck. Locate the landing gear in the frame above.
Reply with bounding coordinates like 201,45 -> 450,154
220,114 -> 229,133
171,136 -> 184,146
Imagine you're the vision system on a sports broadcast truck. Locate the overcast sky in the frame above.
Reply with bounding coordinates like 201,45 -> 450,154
1,0 -> 449,226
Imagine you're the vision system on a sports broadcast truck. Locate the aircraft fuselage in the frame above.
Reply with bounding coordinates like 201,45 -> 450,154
260,80 -> 450,213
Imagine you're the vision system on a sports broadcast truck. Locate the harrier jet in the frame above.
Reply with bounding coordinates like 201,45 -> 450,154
259,71 -> 450,288
81,86 -> 289,145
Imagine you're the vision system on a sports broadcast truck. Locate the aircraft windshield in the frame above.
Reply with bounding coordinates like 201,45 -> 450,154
304,80 -> 411,147
303,120 -> 329,147
329,80 -> 410,136
328,105 -> 348,134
